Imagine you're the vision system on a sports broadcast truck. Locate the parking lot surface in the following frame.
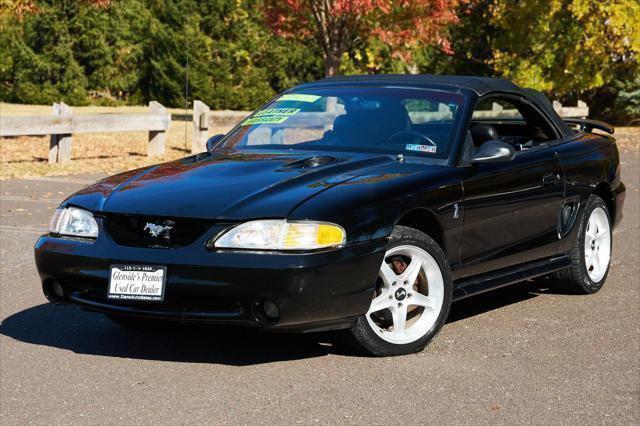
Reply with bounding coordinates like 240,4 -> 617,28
1,150 -> 638,425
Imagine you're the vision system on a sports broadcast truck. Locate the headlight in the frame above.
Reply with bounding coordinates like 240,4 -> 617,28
213,220 -> 346,250
48,207 -> 99,239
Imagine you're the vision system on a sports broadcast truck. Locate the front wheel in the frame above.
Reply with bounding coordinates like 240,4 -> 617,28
344,226 -> 452,356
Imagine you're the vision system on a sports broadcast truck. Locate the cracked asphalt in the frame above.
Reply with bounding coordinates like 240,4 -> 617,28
1,148 -> 638,425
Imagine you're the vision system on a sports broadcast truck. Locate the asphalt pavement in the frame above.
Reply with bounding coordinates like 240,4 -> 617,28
1,150 -> 638,425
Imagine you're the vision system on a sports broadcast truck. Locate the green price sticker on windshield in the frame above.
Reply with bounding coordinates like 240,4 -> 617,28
277,94 -> 321,103
254,108 -> 300,117
241,116 -> 290,126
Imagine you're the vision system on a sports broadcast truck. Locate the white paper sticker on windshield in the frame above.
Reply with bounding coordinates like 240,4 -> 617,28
241,116 -> 289,126
406,144 -> 437,154
277,94 -> 321,103
254,108 -> 300,117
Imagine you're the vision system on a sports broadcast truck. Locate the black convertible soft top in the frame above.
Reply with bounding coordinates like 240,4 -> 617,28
316,74 -> 520,96
299,74 -> 575,137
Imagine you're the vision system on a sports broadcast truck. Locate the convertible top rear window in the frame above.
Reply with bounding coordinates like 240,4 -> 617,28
216,87 -> 464,160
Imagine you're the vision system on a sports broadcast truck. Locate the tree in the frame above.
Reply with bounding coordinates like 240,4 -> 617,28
0,0 -> 321,109
487,0 -> 640,97
411,0 -> 639,123
0,0 -> 141,105
263,0 -> 462,77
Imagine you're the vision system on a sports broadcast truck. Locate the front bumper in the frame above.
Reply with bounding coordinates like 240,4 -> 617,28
34,230 -> 386,332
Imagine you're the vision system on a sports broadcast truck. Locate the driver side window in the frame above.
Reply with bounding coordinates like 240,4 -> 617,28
470,97 -> 557,152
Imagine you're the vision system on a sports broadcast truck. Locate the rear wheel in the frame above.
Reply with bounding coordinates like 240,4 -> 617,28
344,226 -> 452,356
554,195 -> 612,294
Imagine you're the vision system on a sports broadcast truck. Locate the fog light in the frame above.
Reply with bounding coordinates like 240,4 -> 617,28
251,299 -> 280,325
53,281 -> 64,298
42,280 -> 65,304
263,299 -> 279,319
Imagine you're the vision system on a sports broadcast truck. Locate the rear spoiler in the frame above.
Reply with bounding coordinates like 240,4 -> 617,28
564,118 -> 615,134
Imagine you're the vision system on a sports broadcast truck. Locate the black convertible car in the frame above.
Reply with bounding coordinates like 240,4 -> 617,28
35,75 -> 625,356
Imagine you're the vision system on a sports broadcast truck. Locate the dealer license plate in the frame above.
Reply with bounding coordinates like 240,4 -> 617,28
108,265 -> 166,302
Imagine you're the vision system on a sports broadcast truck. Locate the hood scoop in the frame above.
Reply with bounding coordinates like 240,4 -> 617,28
281,155 -> 341,170
181,151 -> 213,164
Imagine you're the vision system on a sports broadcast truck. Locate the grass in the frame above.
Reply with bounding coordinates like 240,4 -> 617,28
1,102 -> 638,179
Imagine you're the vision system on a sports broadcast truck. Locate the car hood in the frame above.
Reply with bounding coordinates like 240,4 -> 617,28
66,150 -> 395,220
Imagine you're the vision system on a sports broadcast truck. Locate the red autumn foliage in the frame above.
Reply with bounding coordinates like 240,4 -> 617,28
264,0 -> 462,76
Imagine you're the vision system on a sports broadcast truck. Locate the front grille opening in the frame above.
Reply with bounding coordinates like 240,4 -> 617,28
103,213 -> 214,249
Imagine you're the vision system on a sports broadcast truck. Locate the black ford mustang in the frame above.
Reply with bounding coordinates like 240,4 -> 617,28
35,75 -> 625,356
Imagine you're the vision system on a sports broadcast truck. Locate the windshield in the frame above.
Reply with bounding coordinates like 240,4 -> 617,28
215,87 -> 464,160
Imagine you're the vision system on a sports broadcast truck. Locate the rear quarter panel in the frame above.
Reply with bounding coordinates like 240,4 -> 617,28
554,132 -> 622,253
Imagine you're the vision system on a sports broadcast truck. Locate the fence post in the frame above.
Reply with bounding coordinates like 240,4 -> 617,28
49,102 -> 72,164
578,100 -> 588,118
192,100 -> 209,153
148,101 -> 166,157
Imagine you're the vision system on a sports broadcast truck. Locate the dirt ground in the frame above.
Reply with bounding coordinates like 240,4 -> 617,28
1,102 -> 638,179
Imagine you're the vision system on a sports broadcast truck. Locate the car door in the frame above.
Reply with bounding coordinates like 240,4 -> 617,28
457,98 -> 564,279
459,148 -> 563,278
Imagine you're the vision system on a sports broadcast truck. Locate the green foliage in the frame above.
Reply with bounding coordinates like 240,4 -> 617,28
0,0 -> 637,124
1,1 -> 90,105
0,0 -> 320,109
584,74 -> 640,126
615,76 -> 640,124
410,0 -> 639,124
487,0 -> 640,97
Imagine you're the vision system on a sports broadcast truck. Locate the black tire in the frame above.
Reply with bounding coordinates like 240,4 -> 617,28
343,226 -> 453,356
553,194 -> 612,294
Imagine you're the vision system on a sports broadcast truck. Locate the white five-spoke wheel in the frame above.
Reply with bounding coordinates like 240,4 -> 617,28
345,226 -> 452,356
554,194 -> 612,294
366,245 -> 444,344
583,206 -> 611,283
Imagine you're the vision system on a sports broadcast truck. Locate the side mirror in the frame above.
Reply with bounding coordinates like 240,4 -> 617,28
206,134 -> 225,151
472,140 -> 516,164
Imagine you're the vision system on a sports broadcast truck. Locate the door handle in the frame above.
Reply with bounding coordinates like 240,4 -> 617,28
543,173 -> 561,187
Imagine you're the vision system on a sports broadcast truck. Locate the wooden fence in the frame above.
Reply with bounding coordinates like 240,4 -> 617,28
472,100 -> 589,119
0,101 -> 170,163
553,100 -> 589,119
0,98 -> 590,162
191,101 -> 251,153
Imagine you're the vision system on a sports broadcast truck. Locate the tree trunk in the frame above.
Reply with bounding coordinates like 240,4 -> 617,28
324,54 -> 341,77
